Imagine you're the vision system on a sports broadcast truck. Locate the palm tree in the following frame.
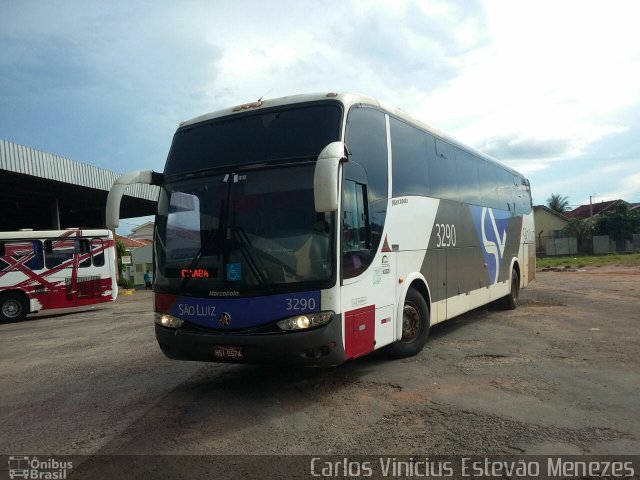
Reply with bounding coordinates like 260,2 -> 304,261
547,193 -> 570,213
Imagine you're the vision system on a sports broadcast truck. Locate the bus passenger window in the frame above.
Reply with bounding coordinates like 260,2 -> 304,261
345,105 -> 388,256
91,239 -> 105,267
78,239 -> 91,268
390,117 -> 430,198
0,240 -> 44,271
514,176 -> 532,215
45,239 -> 76,269
455,149 -> 481,205
342,180 -> 372,279
431,138 -> 459,201
497,169 -> 514,212
0,242 -> 7,270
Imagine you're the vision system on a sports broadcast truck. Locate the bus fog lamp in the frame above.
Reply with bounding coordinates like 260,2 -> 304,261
155,313 -> 184,329
277,311 -> 334,331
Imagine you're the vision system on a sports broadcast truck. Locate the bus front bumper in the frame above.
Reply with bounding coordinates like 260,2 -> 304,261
155,316 -> 345,366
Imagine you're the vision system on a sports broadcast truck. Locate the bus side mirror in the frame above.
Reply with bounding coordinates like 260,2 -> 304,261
314,142 -> 348,213
106,170 -> 163,228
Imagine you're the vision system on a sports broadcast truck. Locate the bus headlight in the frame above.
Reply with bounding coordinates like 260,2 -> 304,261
277,311 -> 334,331
155,313 -> 184,329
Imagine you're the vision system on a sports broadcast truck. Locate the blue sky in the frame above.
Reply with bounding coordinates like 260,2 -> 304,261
1,0 -> 639,233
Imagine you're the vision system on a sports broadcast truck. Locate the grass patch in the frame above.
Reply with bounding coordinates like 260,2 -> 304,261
537,252 -> 640,269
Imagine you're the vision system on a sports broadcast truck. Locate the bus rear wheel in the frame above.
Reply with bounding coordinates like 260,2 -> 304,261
499,268 -> 520,310
386,288 -> 430,359
0,293 -> 28,323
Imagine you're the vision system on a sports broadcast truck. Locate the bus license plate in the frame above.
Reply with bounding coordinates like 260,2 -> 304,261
213,345 -> 244,360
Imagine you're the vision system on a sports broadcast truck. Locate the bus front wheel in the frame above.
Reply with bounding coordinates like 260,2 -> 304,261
0,293 -> 28,323
386,288 -> 430,359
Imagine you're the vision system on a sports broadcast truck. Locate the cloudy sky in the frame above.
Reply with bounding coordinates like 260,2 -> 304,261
1,0 -> 639,232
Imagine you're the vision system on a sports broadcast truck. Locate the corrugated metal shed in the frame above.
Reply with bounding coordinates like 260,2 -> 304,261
0,139 -> 158,201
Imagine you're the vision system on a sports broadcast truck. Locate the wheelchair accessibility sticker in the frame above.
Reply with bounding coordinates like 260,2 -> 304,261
226,263 -> 242,281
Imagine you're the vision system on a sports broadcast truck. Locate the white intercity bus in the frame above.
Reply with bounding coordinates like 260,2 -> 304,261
0,229 -> 118,322
107,92 -> 535,365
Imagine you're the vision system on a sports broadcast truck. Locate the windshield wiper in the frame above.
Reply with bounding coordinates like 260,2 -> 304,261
230,227 -> 272,290
232,226 -> 304,283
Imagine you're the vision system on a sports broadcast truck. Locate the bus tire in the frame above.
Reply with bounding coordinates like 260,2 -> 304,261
0,292 -> 28,323
499,268 -> 520,310
386,288 -> 430,359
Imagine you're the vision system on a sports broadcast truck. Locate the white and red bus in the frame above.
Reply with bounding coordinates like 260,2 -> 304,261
107,92 -> 535,365
0,229 -> 118,322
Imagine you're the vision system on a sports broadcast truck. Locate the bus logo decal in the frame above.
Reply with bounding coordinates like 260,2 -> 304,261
479,207 -> 508,284
219,312 -> 231,327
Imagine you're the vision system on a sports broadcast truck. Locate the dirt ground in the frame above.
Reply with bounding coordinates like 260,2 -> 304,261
1,265 -> 638,462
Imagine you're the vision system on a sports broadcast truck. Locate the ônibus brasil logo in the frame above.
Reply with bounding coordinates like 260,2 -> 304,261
7,456 -> 73,479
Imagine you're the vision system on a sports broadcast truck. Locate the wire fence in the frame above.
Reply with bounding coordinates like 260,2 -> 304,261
537,234 -> 640,256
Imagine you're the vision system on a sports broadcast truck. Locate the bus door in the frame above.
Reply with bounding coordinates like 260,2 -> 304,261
340,179 -> 396,359
425,247 -> 446,323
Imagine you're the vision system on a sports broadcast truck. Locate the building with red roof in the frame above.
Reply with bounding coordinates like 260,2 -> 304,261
566,199 -> 630,220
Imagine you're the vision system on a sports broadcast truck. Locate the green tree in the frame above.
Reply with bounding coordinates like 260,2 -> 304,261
562,218 -> 594,255
547,193 -> 570,213
115,239 -> 127,276
595,204 -> 640,242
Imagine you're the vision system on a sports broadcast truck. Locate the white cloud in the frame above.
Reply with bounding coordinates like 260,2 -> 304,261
507,162 -> 549,175
1,0 -> 640,204
596,170 -> 640,203
200,0 -> 489,111
529,157 -> 640,207
406,1 -> 640,175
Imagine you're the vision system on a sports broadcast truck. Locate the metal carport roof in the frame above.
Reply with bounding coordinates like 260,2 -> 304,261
1,139 -> 158,231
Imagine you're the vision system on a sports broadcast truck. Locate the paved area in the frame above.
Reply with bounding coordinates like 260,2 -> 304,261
1,266 -> 638,458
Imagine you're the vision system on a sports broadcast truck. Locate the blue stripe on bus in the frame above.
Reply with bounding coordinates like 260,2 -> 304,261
170,290 -> 321,329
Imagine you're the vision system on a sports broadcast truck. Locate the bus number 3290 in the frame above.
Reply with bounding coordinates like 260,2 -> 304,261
435,223 -> 457,247
286,297 -> 316,311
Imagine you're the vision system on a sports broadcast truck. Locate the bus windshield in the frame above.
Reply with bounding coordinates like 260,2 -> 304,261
154,164 -> 335,296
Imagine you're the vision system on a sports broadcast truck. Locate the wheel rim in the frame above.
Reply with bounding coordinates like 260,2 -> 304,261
401,303 -> 421,343
2,299 -> 22,319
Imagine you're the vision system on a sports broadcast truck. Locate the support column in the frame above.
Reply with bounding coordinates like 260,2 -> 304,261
50,198 -> 61,229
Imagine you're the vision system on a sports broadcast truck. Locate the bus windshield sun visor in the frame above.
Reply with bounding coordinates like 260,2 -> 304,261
163,103 -> 342,176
